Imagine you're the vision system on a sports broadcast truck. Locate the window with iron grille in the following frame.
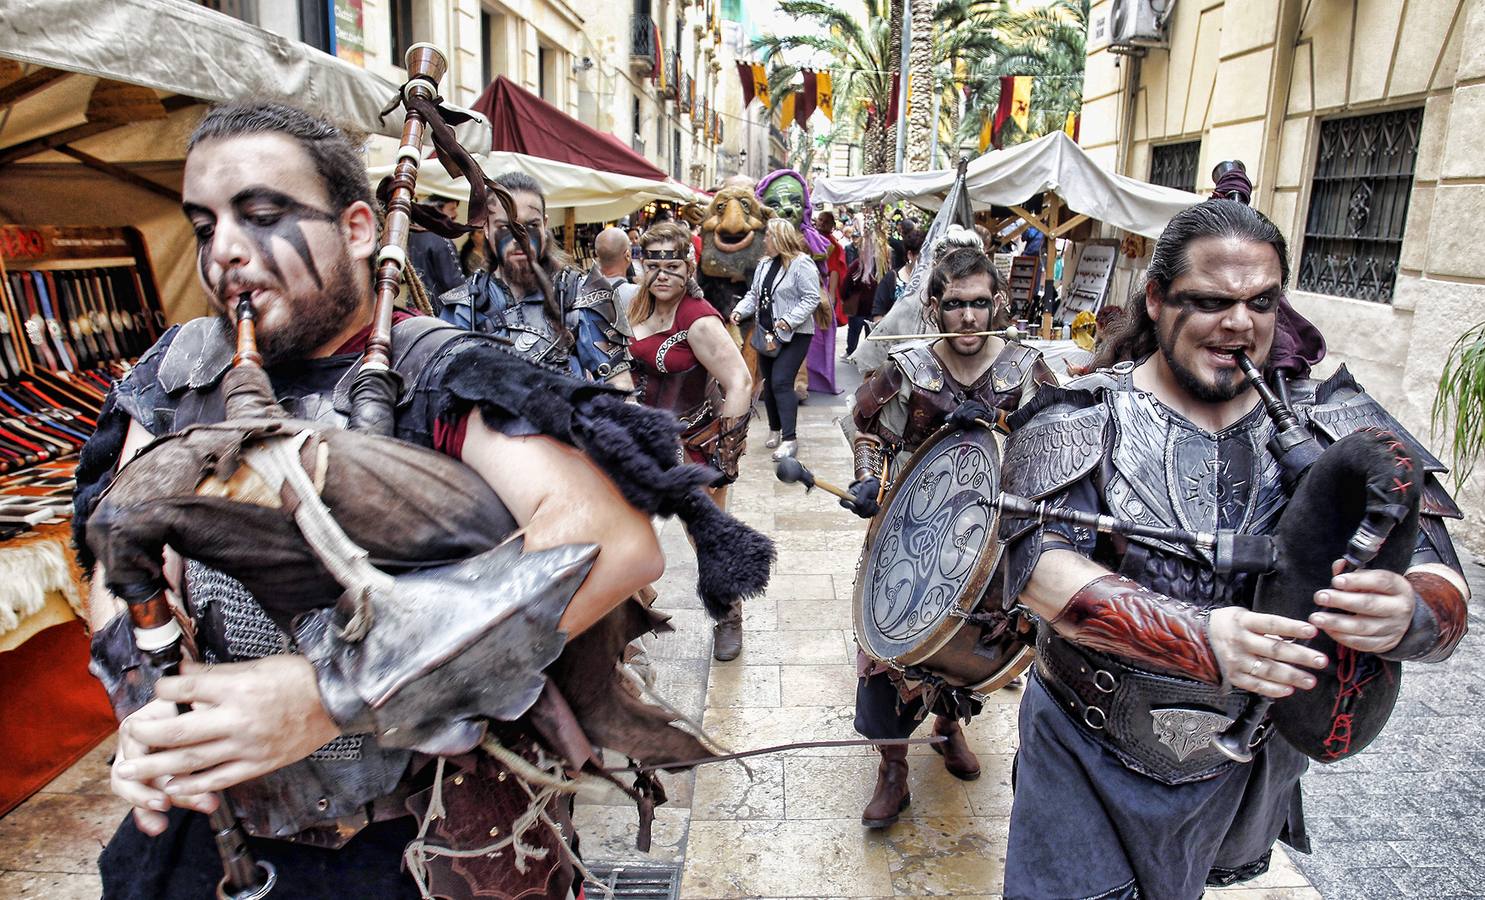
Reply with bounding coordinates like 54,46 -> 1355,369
1149,140 -> 1200,193
1297,107 -> 1422,303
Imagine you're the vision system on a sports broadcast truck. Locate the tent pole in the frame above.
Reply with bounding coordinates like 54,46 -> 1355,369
52,145 -> 181,202
564,207 -> 577,256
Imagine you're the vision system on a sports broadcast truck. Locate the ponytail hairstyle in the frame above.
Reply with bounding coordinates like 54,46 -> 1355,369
1094,199 -> 1290,368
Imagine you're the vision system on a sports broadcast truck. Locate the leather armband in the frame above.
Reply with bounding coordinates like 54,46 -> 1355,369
1051,573 -> 1222,684
853,432 -> 885,482
713,415 -> 749,484
1382,571 -> 1468,664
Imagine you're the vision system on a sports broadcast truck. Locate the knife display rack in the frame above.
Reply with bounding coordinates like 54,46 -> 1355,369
0,225 -> 165,525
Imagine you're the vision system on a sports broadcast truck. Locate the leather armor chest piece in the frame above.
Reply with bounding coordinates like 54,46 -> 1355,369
1103,388 -> 1287,608
899,343 -> 1034,450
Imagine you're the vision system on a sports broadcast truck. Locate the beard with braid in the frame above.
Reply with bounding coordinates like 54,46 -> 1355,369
1155,306 -> 1246,403
214,249 -> 364,366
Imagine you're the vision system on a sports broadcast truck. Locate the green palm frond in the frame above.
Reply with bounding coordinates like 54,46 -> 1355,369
1433,322 -> 1485,486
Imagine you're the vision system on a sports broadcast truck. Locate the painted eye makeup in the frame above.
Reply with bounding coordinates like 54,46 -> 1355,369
941,297 -> 994,312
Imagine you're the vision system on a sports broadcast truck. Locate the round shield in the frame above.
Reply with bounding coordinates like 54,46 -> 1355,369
854,425 -> 1013,686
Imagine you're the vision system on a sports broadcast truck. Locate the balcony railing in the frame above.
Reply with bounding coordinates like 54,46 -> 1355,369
678,73 -> 693,113
629,15 -> 656,75
658,49 -> 680,99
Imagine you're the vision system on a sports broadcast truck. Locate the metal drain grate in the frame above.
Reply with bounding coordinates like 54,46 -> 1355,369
581,862 -> 682,900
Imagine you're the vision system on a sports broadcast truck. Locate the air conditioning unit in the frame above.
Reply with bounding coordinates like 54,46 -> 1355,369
1107,0 -> 1174,56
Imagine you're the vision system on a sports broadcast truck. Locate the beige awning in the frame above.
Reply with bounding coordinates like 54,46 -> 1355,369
367,150 -> 706,225
814,132 -> 1204,239
0,0 -> 487,323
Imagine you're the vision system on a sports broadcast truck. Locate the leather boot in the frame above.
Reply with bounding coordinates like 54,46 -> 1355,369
712,603 -> 743,662
931,715 -> 982,781
861,745 -> 911,828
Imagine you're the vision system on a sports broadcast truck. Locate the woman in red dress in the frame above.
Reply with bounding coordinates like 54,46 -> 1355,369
628,222 -> 753,505
628,222 -> 754,660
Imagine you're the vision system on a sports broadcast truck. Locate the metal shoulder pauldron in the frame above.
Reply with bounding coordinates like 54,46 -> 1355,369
1001,386 -> 1110,500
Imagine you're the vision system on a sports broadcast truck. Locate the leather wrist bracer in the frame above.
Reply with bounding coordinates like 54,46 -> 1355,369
853,433 -> 885,482
713,415 -> 749,482
1051,573 -> 1223,684
1384,571 -> 1469,664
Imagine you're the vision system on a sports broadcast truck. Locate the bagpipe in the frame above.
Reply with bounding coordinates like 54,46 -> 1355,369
85,46 -> 575,900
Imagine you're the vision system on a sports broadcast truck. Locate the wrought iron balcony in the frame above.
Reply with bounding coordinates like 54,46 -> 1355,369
630,15 -> 656,75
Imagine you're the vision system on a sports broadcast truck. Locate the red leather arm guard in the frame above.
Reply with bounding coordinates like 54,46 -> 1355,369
1382,571 -> 1469,664
1051,573 -> 1223,684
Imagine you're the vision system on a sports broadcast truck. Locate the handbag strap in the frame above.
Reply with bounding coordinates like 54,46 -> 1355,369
758,257 -> 784,323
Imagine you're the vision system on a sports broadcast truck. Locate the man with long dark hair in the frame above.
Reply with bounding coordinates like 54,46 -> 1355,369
438,171 -> 633,387
998,198 -> 1468,898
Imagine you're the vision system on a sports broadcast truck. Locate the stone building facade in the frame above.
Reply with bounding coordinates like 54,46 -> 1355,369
1080,0 -> 1485,547
225,0 -> 730,186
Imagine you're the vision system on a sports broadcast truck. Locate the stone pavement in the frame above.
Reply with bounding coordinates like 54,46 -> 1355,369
4,358 -> 1483,898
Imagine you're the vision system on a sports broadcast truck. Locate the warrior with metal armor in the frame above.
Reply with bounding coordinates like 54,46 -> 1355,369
841,246 -> 1056,828
77,102 -> 770,899
998,197 -> 1468,898
437,170 -> 635,386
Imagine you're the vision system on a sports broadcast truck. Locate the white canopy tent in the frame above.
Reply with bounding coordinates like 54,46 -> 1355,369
814,132 -> 1202,240
366,151 -> 706,225
0,0 -> 489,323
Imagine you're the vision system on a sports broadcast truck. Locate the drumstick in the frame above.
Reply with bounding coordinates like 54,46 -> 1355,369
867,325 -> 1021,343
775,458 -> 851,500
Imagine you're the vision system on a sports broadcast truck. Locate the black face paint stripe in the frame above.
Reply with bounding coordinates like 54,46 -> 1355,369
230,187 -> 336,291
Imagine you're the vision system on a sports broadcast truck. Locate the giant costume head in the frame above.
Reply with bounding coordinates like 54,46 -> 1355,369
757,168 -> 830,258
699,183 -> 771,285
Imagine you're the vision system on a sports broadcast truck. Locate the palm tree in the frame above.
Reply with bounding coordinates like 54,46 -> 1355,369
752,0 -> 899,174
905,0 -> 935,170
753,0 -> 1087,174
950,0 -> 1088,152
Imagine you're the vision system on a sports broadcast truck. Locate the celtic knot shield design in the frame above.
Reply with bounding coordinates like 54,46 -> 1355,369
857,428 -> 1003,663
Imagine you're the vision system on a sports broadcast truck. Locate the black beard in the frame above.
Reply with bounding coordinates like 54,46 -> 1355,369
219,252 -> 362,366
1156,318 -> 1245,403
935,314 -> 987,357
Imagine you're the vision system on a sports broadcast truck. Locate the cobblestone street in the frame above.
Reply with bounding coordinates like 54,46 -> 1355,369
3,363 -> 1483,898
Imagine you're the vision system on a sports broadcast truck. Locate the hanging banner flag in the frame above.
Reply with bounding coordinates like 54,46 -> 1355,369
777,91 -> 795,129
1009,75 -> 1032,133
886,73 -> 900,125
978,109 -> 994,153
797,70 -> 818,128
817,71 -> 833,121
736,60 -> 755,106
655,24 -> 666,90
752,63 -> 770,109
1064,110 -> 1081,142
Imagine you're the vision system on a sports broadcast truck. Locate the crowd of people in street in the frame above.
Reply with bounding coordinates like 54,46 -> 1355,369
75,97 -> 1472,900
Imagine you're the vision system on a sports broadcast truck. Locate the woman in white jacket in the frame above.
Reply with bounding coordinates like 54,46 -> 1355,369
730,219 -> 820,460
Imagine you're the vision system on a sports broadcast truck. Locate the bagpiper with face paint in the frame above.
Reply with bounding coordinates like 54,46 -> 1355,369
437,171 -> 635,387
998,190 -> 1468,899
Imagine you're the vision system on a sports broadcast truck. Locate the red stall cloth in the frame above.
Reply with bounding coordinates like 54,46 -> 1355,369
471,76 -> 669,181
0,619 -> 116,816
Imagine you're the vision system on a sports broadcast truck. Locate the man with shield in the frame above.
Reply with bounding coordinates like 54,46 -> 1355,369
998,197 -> 1468,898
840,244 -> 1057,828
